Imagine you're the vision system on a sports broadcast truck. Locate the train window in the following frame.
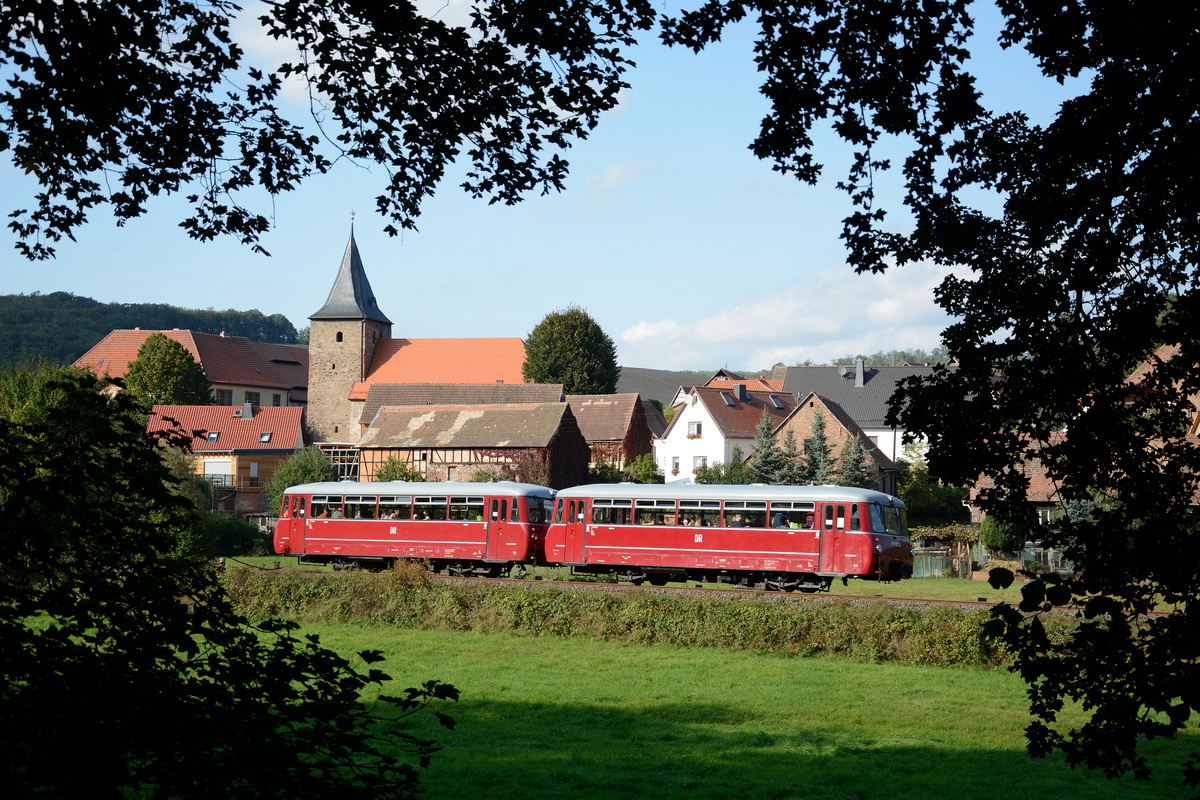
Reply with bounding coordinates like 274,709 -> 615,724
554,500 -> 564,524
679,500 -> 720,528
850,504 -> 861,531
635,499 -> 674,525
527,498 -> 551,525
450,496 -> 485,521
592,499 -> 632,525
723,500 -> 767,528
869,504 -> 885,532
343,496 -> 378,519
510,499 -> 521,523
379,496 -> 412,520
837,505 -> 846,529
311,496 -> 344,518
767,501 -> 815,529
414,496 -> 448,520
883,505 -> 907,537
824,504 -> 835,529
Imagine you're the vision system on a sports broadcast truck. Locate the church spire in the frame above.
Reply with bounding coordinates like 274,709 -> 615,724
309,224 -> 392,324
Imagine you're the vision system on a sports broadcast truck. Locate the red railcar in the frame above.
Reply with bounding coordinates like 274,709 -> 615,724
273,481 -> 556,575
542,483 -> 912,591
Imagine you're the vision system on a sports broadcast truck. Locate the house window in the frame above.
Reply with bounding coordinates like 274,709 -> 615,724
259,432 -> 272,444
245,391 -> 260,405
272,394 -> 282,406
206,431 -> 219,443
687,421 -> 702,438
671,456 -> 680,474
336,331 -> 344,342
215,389 -> 232,405
693,456 -> 707,471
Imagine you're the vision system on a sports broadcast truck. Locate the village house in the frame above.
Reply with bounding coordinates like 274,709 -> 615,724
75,328 -> 308,409
775,392 -> 900,495
355,382 -> 565,436
565,393 -> 655,467
355,403 -> 590,488
655,384 -> 798,482
147,403 -> 305,515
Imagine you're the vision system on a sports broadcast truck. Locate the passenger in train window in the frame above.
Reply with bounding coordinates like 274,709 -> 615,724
771,512 -> 787,528
728,514 -> 744,528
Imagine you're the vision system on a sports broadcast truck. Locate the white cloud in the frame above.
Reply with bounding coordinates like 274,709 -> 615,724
573,159 -> 647,212
619,261 -> 962,370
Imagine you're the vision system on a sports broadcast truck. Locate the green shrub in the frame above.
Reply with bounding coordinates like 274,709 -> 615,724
221,568 -> 1032,669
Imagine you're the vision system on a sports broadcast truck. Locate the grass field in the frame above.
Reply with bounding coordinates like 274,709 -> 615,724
307,626 -> 1194,800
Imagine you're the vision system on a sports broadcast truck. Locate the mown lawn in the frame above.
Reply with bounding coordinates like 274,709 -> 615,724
308,626 -> 1194,800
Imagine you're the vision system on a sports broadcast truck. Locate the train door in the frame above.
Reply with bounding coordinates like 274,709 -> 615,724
819,502 -> 845,573
486,497 -> 509,561
276,494 -> 307,555
564,498 -> 588,564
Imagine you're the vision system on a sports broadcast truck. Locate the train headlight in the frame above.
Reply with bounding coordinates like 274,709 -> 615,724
874,544 -> 883,554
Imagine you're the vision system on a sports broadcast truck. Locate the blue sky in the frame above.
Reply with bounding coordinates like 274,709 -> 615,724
1,2 -> 1081,371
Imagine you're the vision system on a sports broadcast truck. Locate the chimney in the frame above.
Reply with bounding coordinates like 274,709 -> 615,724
735,383 -> 749,401
241,402 -> 254,420
855,358 -> 866,388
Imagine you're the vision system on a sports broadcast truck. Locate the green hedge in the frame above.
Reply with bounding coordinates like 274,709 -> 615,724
220,565 -> 1054,669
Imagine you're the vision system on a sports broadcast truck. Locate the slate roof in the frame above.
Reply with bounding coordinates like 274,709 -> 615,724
359,382 -> 564,425
147,405 -> 304,452
642,400 -> 668,439
351,338 -> 527,396
778,363 -> 944,427
309,226 -> 392,324
75,329 -> 293,390
617,366 -> 710,406
566,393 -> 642,442
357,404 -> 572,449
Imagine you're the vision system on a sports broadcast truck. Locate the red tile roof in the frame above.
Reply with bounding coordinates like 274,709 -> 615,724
364,337 -> 527,385
566,394 -> 643,442
693,386 -> 798,438
705,378 -> 784,392
75,329 -> 293,390
357,403 -> 571,449
148,405 -> 304,452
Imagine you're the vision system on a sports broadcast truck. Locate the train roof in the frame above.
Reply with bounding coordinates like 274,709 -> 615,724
283,480 -> 557,498
555,483 -> 904,506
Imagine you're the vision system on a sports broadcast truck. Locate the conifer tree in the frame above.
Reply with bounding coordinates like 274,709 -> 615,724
835,433 -> 875,489
749,412 -> 785,484
802,411 -> 834,485
774,428 -> 806,485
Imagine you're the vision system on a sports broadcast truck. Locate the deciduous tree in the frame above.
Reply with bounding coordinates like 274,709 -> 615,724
0,363 -> 454,797
265,446 -> 337,514
123,333 -> 212,406
12,0 -> 1200,784
522,307 -> 620,394
375,457 -> 426,483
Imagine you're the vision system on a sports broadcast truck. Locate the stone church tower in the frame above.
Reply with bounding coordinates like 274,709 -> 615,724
307,226 -> 392,443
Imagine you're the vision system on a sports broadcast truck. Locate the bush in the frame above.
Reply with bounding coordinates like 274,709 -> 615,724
221,568 -> 1031,669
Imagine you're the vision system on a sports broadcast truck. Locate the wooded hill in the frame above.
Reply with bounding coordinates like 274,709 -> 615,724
0,292 -> 300,371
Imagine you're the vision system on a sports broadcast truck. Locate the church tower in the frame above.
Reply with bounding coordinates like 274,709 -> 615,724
307,226 -> 392,443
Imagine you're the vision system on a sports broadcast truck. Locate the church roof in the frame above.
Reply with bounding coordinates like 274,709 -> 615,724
354,338 -> 527,393
309,226 -> 392,324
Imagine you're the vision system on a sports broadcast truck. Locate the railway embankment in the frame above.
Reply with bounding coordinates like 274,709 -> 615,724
221,564 -> 1080,669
